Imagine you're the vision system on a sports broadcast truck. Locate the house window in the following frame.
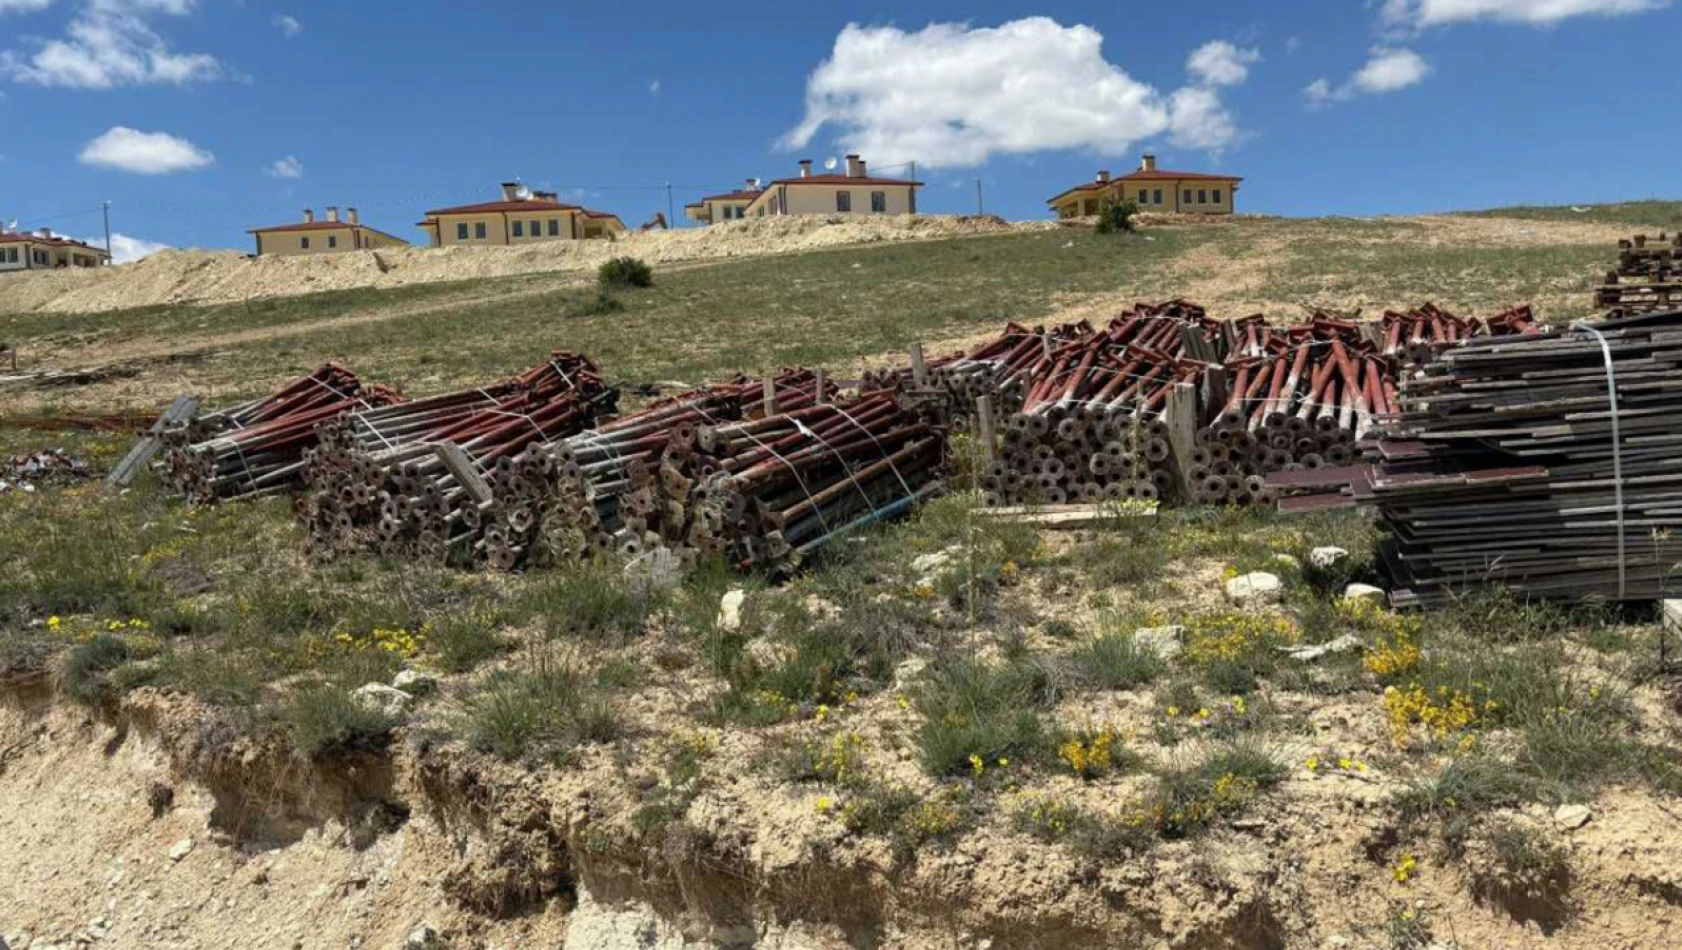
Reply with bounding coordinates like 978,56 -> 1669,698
1154,189 -> 1163,205
301,236 -> 310,249
1213,189 -> 1223,204
456,223 -> 469,240
475,223 -> 487,239
870,191 -> 886,213
328,235 -> 337,249
548,219 -> 559,236
512,221 -> 524,238
837,191 -> 852,212
1198,189 -> 1207,204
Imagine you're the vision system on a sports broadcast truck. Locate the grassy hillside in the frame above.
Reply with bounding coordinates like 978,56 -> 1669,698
0,210 -> 1636,416
1459,198 -> 1682,228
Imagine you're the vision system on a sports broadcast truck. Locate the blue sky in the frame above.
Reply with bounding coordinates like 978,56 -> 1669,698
2,0 -> 1678,260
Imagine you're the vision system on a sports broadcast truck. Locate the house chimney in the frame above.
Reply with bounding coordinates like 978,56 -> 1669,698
37,227 -> 52,239
1096,170 -> 1111,183
798,159 -> 813,178
347,207 -> 359,225
746,178 -> 758,191
501,182 -> 521,201
845,154 -> 862,178
1140,154 -> 1157,172
326,206 -> 339,223
303,208 -> 314,223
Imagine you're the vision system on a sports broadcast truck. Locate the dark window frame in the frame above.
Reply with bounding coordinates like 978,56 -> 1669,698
870,190 -> 886,213
837,191 -> 852,212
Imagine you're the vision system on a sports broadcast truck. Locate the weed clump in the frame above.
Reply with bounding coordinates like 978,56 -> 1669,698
1072,629 -> 1166,690
913,656 -> 1055,777
278,683 -> 399,759
1143,739 -> 1285,837
456,649 -> 621,763
57,633 -> 132,704
1093,198 -> 1137,235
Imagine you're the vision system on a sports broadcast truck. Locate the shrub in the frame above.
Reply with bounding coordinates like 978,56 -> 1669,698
1093,198 -> 1137,234
598,256 -> 653,289
278,683 -> 398,759
914,656 -> 1056,776
1393,755 -> 1532,827
0,629 -> 52,679
57,634 -> 131,704
456,649 -> 621,762
570,290 -> 625,317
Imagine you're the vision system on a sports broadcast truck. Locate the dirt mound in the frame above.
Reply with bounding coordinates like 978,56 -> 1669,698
0,215 -> 1046,316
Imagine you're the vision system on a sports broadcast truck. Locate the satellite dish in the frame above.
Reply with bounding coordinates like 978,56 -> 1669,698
514,183 -> 534,200
823,157 -> 839,171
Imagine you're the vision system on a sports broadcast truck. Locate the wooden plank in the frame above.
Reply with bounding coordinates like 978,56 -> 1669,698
433,442 -> 495,506
973,502 -> 1157,529
105,394 -> 200,488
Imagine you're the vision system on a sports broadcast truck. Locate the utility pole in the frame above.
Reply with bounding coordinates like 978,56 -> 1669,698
102,201 -> 112,257
665,183 -> 674,230
974,178 -> 984,216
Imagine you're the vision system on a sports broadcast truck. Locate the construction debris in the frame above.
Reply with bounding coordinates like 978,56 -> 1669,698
158,363 -> 401,503
1,449 -> 93,492
299,352 -> 613,566
1595,232 -> 1682,315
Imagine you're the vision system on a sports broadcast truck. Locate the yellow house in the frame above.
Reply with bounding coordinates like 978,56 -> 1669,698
0,228 -> 111,272
417,184 -> 625,248
684,181 -> 763,225
741,156 -> 921,218
248,207 -> 409,257
1047,155 -> 1242,218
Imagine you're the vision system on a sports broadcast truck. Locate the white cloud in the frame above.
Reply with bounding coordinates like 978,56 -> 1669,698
1381,0 -> 1667,27
265,155 -> 302,179
0,0 -> 58,13
1,0 -> 225,89
783,18 -> 1253,168
1186,40 -> 1260,87
75,231 -> 169,263
1284,36 -> 1303,55
1306,46 -> 1430,106
648,78 -> 659,94
79,126 -> 214,173
271,13 -> 300,37
1168,87 -> 1240,150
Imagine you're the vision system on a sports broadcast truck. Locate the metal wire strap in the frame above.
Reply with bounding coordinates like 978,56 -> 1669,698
1573,321 -> 1627,599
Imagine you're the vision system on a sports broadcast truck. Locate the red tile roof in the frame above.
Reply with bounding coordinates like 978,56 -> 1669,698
1047,167 -> 1241,205
694,189 -> 763,204
582,209 -> 622,222
0,232 -> 109,253
247,221 -> 364,234
764,174 -> 922,187
423,198 -> 582,216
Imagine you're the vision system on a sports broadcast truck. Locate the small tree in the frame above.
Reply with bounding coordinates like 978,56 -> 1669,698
1093,198 -> 1137,235
598,256 -> 654,289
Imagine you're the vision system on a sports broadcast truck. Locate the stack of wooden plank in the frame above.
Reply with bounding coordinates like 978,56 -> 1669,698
1595,233 -> 1682,315
1364,308 -> 1682,605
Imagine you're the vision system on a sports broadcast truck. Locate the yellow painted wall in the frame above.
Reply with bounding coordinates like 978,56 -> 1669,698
0,241 -> 108,271
748,183 -> 918,217
420,210 -> 623,247
254,226 -> 406,257
1054,180 -> 1237,217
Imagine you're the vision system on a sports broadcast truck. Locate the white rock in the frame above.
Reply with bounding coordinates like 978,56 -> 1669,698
405,925 -> 440,949
1224,572 -> 1282,606
1132,625 -> 1184,660
1554,803 -> 1592,829
1309,546 -> 1350,569
391,669 -> 437,695
167,839 -> 193,862
1271,553 -> 1301,571
622,547 -> 683,595
893,657 -> 927,691
716,589 -> 747,632
351,683 -> 412,717
1280,634 -> 1364,661
1343,583 -> 1388,607
911,551 -> 950,573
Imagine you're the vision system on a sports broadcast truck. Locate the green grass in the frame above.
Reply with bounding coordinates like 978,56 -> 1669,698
1461,200 -> 1682,229
455,648 -> 622,763
913,655 -> 1060,776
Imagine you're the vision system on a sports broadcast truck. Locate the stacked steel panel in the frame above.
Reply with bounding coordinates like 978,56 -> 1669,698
1364,309 -> 1682,605
297,351 -> 614,565
159,363 -> 402,503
